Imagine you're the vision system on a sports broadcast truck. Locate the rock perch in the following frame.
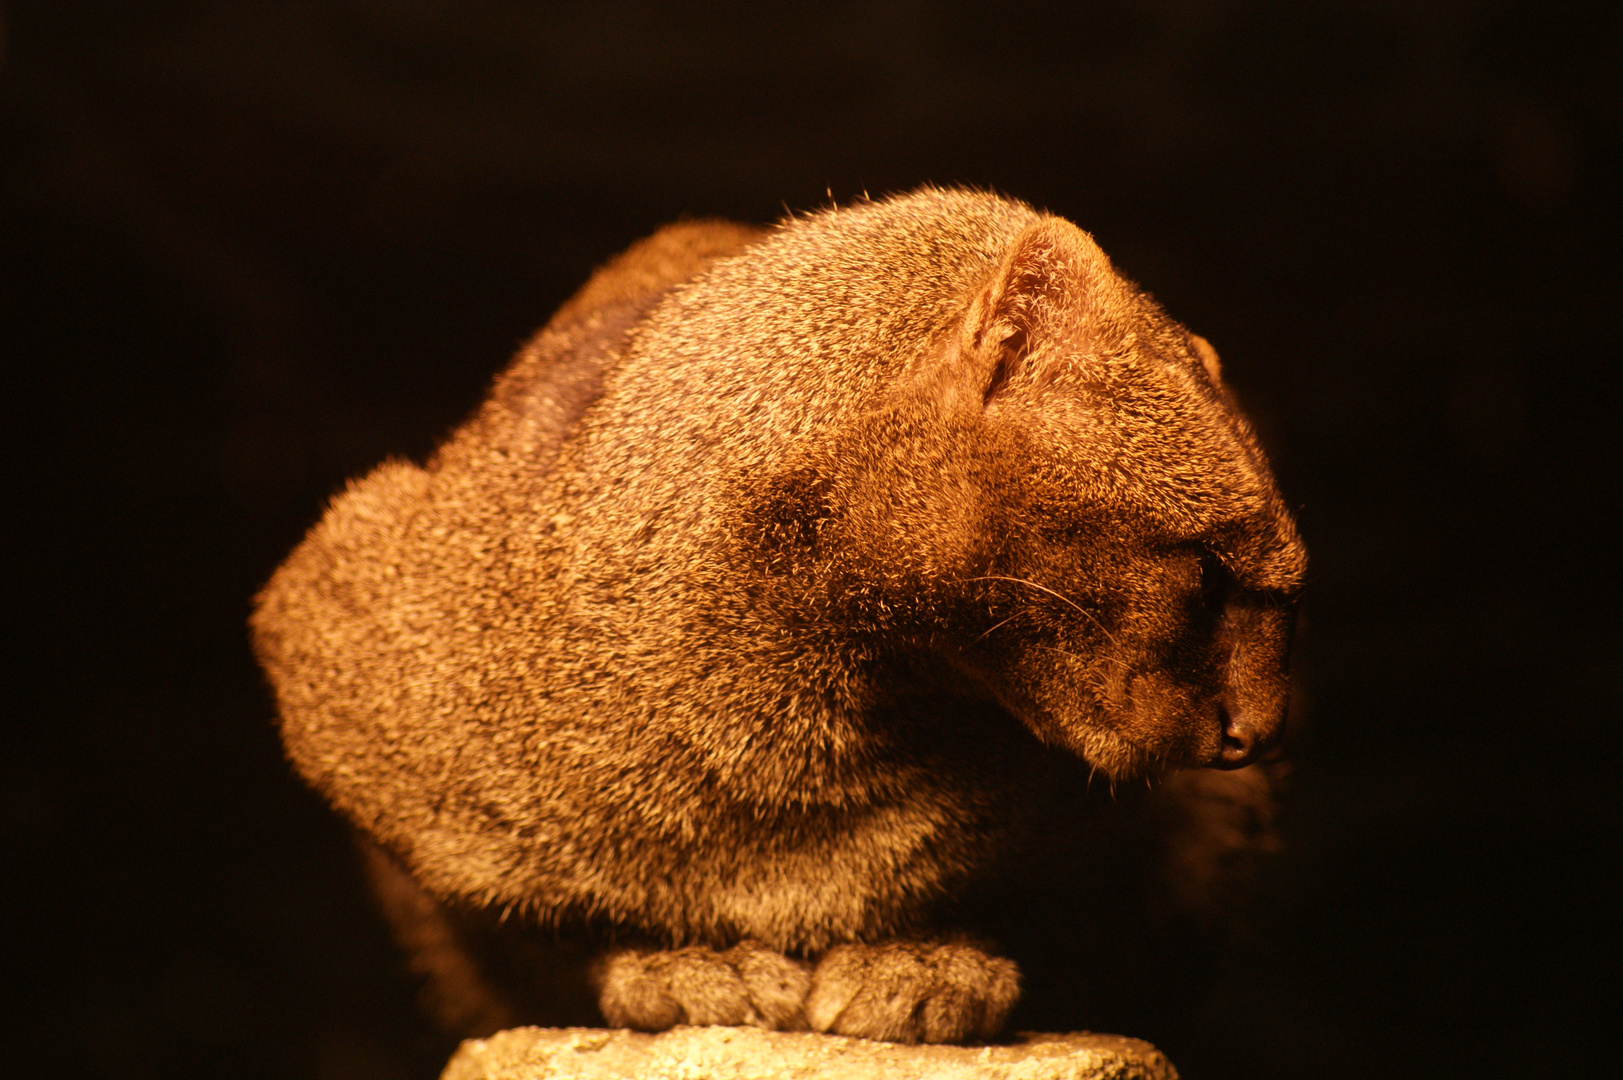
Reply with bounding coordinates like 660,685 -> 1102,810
440,1026 -> 1180,1080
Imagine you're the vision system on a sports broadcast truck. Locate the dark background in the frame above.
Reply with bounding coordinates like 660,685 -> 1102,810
4,3 -> 1618,1078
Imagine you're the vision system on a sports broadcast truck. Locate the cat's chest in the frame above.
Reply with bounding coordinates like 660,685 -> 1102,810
659,786 -> 1014,950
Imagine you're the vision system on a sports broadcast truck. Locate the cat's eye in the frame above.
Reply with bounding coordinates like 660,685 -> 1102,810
1196,546 -> 1230,611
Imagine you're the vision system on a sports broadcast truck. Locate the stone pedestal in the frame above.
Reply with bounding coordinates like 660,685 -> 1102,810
441,1026 -> 1179,1080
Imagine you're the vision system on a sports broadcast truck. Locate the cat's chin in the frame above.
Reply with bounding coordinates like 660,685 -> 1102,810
1007,694 -> 1219,782
1035,720 -> 1170,783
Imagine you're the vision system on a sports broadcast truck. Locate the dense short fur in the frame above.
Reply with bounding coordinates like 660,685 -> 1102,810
253,188 -> 1306,1043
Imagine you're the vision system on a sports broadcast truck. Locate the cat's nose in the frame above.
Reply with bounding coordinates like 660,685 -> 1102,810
1211,701 -> 1277,769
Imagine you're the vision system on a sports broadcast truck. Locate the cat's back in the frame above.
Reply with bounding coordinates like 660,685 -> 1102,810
580,190 -> 1039,483
249,219 -> 762,866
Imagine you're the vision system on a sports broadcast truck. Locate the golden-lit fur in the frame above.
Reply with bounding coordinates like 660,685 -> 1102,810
253,188 -> 1305,1042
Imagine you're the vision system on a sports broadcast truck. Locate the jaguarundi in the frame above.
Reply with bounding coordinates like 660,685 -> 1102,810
252,186 -> 1306,1045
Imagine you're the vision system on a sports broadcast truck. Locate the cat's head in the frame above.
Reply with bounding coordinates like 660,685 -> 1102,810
751,214 -> 1307,781
954,218 -> 1304,778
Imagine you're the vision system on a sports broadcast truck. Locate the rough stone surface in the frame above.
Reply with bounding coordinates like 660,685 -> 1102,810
440,1026 -> 1180,1080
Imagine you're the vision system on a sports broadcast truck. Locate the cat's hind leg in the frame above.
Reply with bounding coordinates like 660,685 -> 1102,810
805,940 -> 1020,1043
593,942 -> 811,1031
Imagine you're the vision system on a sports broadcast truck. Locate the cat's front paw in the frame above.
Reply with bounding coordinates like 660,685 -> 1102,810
804,940 -> 1020,1043
593,942 -> 810,1031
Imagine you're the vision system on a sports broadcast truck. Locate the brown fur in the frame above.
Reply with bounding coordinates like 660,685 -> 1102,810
252,188 -> 1305,1043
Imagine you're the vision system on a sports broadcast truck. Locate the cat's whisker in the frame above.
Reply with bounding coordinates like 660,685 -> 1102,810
959,574 -> 1119,646
974,611 -> 1026,642
1029,642 -> 1128,674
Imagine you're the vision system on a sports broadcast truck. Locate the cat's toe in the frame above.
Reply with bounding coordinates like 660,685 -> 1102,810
729,942 -> 812,1030
806,941 -> 1020,1044
594,950 -> 688,1029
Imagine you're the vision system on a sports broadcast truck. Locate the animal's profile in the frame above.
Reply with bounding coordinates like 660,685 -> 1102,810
252,187 -> 1306,1045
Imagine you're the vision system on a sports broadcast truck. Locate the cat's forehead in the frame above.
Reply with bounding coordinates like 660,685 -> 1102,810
1116,369 -> 1305,591
1026,323 -> 1301,588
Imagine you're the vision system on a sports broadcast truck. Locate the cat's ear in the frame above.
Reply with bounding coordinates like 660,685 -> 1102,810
1190,333 -> 1223,385
951,217 -> 1106,408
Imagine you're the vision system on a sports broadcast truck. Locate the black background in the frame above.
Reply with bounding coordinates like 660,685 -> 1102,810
4,3 -> 1618,1078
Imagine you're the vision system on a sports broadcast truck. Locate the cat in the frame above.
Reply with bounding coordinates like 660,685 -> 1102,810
252,187 -> 1306,1045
